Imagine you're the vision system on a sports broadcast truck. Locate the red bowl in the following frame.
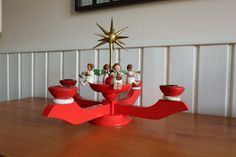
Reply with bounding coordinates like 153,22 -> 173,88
159,85 -> 184,96
89,83 -> 131,100
90,83 -> 131,94
48,86 -> 78,99
59,79 -> 77,87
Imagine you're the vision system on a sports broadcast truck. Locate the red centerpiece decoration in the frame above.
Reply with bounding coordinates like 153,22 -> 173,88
42,19 -> 189,127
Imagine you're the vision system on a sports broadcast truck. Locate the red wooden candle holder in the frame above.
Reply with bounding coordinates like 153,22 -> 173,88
160,85 -> 184,96
42,81 -> 189,126
59,79 -> 77,87
48,86 -> 78,99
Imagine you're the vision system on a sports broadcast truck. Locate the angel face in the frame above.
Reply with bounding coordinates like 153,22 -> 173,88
103,64 -> 110,71
113,63 -> 121,72
87,63 -> 94,71
127,64 -> 133,71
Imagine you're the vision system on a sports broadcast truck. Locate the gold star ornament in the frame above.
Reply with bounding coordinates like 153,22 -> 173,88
93,18 -> 129,67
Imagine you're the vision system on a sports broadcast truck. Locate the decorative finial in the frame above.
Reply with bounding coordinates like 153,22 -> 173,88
93,17 -> 129,67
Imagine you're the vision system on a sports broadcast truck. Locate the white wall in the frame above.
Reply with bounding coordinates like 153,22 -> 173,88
1,0 -> 236,51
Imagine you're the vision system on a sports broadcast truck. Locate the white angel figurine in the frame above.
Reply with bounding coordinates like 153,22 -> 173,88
110,63 -> 124,90
102,64 -> 110,83
80,63 -> 95,86
126,64 -> 140,85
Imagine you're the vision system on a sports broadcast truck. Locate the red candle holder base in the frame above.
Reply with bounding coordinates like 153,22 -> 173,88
42,81 -> 189,127
90,114 -> 131,126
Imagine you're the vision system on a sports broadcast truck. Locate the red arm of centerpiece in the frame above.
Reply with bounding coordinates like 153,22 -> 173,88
114,100 -> 189,119
74,93 -> 101,108
42,102 -> 110,125
115,89 -> 142,105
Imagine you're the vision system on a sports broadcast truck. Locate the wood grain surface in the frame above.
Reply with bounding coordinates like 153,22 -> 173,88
0,98 -> 235,157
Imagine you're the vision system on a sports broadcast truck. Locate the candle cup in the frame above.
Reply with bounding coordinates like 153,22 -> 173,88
89,83 -> 131,101
59,79 -> 77,87
159,85 -> 184,97
48,86 -> 78,99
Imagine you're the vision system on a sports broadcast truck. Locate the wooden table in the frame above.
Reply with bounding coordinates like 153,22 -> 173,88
0,98 -> 235,157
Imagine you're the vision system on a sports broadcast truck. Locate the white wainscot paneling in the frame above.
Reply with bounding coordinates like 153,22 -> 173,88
48,52 -> 63,98
120,48 -> 141,106
79,50 -> 97,100
63,50 -> 79,85
142,47 -> 166,107
169,46 -> 195,113
34,52 -> 47,98
232,44 -> 236,117
9,53 -> 19,100
198,45 -> 228,116
21,53 -> 32,98
0,54 -> 8,101
98,49 -> 118,101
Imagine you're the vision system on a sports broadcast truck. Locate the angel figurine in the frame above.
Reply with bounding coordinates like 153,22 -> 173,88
126,64 -> 140,85
110,63 -> 124,90
101,64 -> 110,83
79,63 -> 95,86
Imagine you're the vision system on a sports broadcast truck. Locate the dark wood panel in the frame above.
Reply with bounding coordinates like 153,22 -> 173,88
0,98 -> 235,157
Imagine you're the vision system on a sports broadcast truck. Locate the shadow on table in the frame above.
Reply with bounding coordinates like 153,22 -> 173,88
0,154 -> 4,157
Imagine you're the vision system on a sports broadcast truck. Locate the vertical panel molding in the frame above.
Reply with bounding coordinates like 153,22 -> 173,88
169,46 -> 195,113
94,49 -> 99,101
142,47 -> 166,106
120,48 -> 141,106
75,50 -> 80,87
45,52 -> 48,98
198,45 -> 228,116
233,44 -> 236,117
79,50 -> 97,100
116,49 -> 119,63
0,54 -> 8,101
21,53 -> 32,98
192,46 -> 200,114
9,54 -> 19,100
60,52 -> 64,80
18,53 -> 21,99
139,48 -> 144,107
6,54 -> 10,100
164,47 -> 170,85
225,44 -> 234,117
31,53 -> 35,97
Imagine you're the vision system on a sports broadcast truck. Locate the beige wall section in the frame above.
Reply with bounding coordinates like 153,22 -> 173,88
1,0 -> 236,51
